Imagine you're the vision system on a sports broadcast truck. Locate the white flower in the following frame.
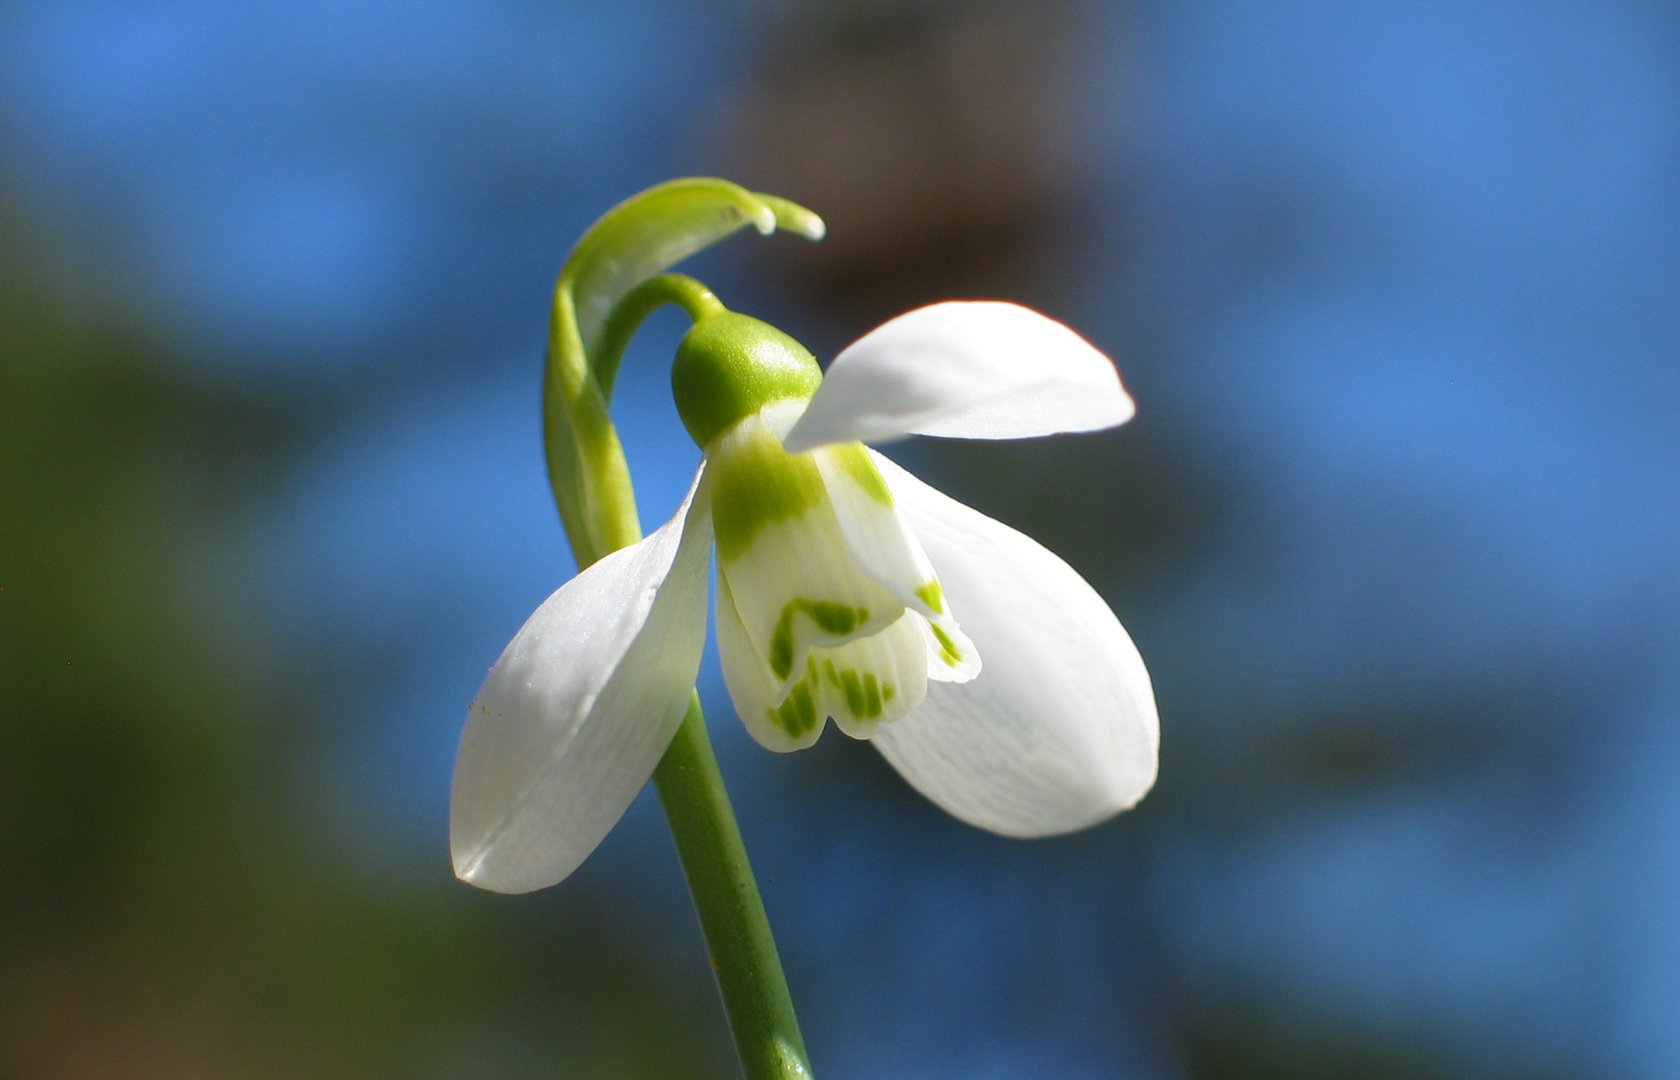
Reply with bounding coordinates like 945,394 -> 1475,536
451,301 -> 1160,893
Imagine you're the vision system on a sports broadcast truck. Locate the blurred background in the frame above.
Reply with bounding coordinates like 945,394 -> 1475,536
2,1 -> 1676,1077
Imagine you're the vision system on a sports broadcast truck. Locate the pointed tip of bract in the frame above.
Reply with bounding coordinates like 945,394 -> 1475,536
793,214 -> 828,241
755,192 -> 827,241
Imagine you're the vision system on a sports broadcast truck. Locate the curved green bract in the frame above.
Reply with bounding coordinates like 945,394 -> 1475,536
541,178 -> 825,565
561,179 -> 823,362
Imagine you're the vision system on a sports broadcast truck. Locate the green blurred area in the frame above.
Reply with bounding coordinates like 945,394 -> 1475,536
0,200 -> 733,1079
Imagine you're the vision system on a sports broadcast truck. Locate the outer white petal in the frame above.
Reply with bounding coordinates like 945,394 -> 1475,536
782,301 -> 1135,453
450,470 -> 712,893
868,453 -> 1159,837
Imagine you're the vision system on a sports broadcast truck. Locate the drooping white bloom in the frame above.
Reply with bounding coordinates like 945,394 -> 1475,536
451,301 -> 1160,893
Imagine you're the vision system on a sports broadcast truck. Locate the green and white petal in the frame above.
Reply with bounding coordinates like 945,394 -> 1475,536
718,572 -> 928,752
808,443 -> 979,684
710,403 -> 907,697
782,301 -> 1135,453
867,453 -> 1159,837
450,470 -> 713,893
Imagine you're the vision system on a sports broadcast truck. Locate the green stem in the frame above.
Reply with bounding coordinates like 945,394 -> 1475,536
653,696 -> 812,1080
550,281 -> 812,1080
595,274 -> 724,398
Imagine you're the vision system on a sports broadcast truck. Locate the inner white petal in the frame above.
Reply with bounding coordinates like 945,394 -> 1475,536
710,410 -> 908,698
808,610 -> 929,741
719,571 -> 930,752
809,444 -> 979,684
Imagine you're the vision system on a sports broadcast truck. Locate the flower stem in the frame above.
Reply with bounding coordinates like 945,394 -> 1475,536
594,274 -> 724,398
550,278 -> 812,1079
653,694 -> 812,1080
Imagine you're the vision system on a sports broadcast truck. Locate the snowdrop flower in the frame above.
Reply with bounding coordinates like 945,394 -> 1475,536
452,301 -> 1159,893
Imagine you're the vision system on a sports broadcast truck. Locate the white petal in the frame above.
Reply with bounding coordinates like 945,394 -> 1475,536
717,573 -> 928,752
808,443 -> 979,684
782,302 -> 1135,453
450,470 -> 712,893
868,454 -> 1159,837
709,407 -> 906,697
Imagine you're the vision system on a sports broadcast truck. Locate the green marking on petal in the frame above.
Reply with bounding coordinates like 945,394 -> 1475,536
766,664 -> 822,738
839,669 -> 866,717
930,623 -> 964,667
769,599 -> 870,681
711,428 -> 826,562
791,679 -> 817,732
778,653 -> 892,727
913,580 -> 944,614
828,444 -> 894,506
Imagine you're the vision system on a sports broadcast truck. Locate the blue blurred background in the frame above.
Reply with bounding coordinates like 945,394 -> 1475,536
3,2 -> 1677,1077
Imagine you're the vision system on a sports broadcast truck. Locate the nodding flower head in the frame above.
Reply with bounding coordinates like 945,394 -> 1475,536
451,300 -> 1159,894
